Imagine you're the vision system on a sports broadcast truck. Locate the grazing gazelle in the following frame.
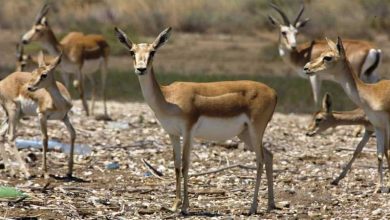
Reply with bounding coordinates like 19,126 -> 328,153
304,37 -> 390,193
21,4 -> 110,119
115,27 -> 277,214
307,93 -> 374,185
0,51 -> 75,179
269,4 -> 381,105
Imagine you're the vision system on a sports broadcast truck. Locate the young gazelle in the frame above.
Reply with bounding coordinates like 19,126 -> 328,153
304,37 -> 390,192
0,51 -> 76,178
269,4 -> 381,105
115,27 -> 277,214
307,93 -> 374,185
21,4 -> 110,119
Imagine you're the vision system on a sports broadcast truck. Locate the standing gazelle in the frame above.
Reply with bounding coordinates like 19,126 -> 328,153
304,37 -> 390,193
307,93 -> 374,185
269,4 -> 381,105
0,51 -> 75,178
21,4 -> 110,119
115,27 -> 277,214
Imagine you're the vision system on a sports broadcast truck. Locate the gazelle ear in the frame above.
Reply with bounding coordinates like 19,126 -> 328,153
37,51 -> 45,67
296,18 -> 309,28
322,93 -> 332,113
50,53 -> 62,68
114,27 -> 133,51
325,37 -> 337,51
268,15 -> 280,26
152,27 -> 172,49
336,36 -> 346,58
40,17 -> 48,26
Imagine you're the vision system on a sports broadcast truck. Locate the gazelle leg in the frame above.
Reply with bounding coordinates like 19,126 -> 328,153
169,134 -> 182,211
76,70 -> 89,116
181,131 -> 192,214
374,128 -> 385,193
248,126 -> 264,215
38,113 -> 49,179
332,129 -> 373,185
87,74 -> 96,116
8,107 -> 30,178
63,115 -> 76,177
309,75 -> 322,105
239,129 -> 275,211
0,118 -> 12,176
101,60 -> 108,117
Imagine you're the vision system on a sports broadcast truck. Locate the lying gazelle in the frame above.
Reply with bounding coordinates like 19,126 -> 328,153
21,4 -> 110,119
269,4 -> 381,105
307,93 -> 374,185
304,37 -> 390,193
0,51 -> 75,178
115,27 -> 277,214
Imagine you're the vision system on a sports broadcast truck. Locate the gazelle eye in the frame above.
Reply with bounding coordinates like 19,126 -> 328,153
281,31 -> 287,36
323,56 -> 332,62
129,51 -> 135,57
315,118 -> 322,123
41,74 -> 47,79
149,51 -> 155,58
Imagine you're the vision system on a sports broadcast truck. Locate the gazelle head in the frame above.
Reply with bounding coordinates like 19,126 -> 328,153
115,27 -> 172,75
268,3 -> 309,50
306,93 -> 335,136
15,43 -> 32,72
27,51 -> 62,92
22,4 -> 51,45
303,37 -> 346,77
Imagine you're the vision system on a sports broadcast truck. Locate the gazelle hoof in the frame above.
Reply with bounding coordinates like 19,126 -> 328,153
330,179 -> 340,186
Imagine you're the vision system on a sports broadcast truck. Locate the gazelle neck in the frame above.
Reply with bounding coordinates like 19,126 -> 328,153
138,66 -> 175,115
332,109 -> 368,126
41,29 -> 62,56
335,62 -> 365,106
45,81 -> 69,110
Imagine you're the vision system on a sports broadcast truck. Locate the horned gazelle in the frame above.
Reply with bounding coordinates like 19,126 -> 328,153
115,27 -> 277,214
269,4 -> 381,105
0,51 -> 75,179
304,37 -> 390,193
307,93 -> 375,185
21,4 -> 110,119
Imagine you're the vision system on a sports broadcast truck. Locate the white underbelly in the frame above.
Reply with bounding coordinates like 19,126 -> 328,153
17,96 -> 38,116
82,58 -> 102,74
365,110 -> 388,129
158,116 -> 182,136
193,114 -> 248,141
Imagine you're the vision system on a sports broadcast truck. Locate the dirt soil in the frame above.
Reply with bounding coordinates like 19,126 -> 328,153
0,101 -> 388,219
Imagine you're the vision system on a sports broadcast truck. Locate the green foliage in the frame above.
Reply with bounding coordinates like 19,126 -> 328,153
0,186 -> 26,199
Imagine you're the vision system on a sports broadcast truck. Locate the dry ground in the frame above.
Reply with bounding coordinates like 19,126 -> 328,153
0,101 -> 389,219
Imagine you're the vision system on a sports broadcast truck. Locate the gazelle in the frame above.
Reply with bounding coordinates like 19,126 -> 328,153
304,37 -> 390,193
269,4 -> 381,105
115,27 -> 277,214
0,51 -> 75,179
15,43 -> 54,72
21,4 -> 110,119
307,93 -> 374,185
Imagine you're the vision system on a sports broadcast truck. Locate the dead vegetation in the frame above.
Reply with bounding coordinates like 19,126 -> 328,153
0,101 -> 389,219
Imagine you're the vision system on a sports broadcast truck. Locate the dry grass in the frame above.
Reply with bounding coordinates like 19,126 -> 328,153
0,0 -> 389,37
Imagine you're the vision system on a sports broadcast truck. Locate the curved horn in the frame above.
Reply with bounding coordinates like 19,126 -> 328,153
270,3 -> 290,25
294,4 -> 305,26
34,4 -> 50,24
